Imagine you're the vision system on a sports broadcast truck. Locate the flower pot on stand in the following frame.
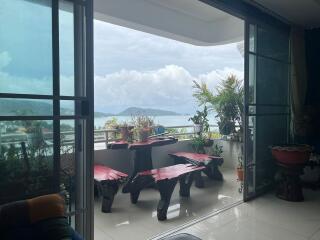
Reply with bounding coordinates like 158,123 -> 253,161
138,128 -> 150,142
120,126 -> 133,142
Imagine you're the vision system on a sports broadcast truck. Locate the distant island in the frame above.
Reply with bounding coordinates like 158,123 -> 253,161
0,99 -> 112,118
0,100 -> 182,117
117,107 -> 181,116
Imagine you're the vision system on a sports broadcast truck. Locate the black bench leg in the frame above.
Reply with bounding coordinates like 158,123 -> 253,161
157,178 -> 178,221
204,162 -> 223,181
179,173 -> 194,197
130,191 -> 141,204
194,171 -> 204,188
100,180 -> 119,213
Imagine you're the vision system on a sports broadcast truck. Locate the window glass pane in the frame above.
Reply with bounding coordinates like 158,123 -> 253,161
255,115 -> 288,189
59,1 -> 75,96
0,120 -> 54,204
256,57 -> 289,105
249,24 -> 256,53
60,120 -> 75,220
0,0 -> 52,95
0,99 -> 53,116
257,26 -> 289,62
61,100 -> 75,115
249,54 -> 256,104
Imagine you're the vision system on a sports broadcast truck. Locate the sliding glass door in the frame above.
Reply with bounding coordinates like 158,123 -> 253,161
0,0 -> 93,238
243,21 -> 290,200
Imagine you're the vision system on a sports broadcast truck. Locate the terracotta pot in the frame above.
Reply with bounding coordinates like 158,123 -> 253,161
271,144 -> 312,165
237,167 -> 244,181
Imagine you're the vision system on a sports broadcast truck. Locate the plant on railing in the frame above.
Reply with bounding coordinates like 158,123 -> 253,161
188,106 -> 209,134
117,121 -> 134,142
104,117 -> 120,140
131,115 -> 154,142
192,74 -> 244,136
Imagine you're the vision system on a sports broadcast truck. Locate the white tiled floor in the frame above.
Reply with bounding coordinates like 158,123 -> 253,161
94,168 -> 243,240
166,190 -> 320,240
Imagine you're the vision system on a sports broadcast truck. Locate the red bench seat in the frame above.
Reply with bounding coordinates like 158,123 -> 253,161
169,152 -> 224,188
94,165 -> 128,213
127,164 -> 205,221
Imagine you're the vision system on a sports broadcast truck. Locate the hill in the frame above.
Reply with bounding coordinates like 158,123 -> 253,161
0,99 -> 111,117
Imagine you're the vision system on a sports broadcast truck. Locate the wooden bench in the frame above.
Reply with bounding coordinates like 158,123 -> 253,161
94,165 -> 128,213
126,164 -> 205,221
169,152 -> 224,188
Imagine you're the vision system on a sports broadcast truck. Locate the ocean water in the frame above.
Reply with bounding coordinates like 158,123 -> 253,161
94,114 -> 218,129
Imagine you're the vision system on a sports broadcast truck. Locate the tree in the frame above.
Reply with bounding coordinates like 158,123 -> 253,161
193,74 -> 244,135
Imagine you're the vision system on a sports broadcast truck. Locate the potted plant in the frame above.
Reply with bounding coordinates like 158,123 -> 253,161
191,135 -> 206,154
237,155 -> 244,181
131,115 -> 154,142
189,106 -> 209,134
117,122 -> 134,142
192,75 -> 244,138
211,143 -> 223,157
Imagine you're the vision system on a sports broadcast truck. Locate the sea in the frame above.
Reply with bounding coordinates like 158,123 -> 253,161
94,114 -> 218,129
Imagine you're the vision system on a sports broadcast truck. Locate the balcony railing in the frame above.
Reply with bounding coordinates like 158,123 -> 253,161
0,125 -> 222,150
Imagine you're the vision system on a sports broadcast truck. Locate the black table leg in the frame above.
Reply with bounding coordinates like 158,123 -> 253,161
179,172 -> 194,197
194,171 -> 204,188
157,178 -> 178,221
99,180 -> 119,213
203,161 -> 223,181
123,147 -> 153,193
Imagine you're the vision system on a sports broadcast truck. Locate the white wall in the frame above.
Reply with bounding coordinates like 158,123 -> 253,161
94,139 -> 241,174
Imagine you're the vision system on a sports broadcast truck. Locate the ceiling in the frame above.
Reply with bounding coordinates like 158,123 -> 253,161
94,0 -> 244,46
148,0 -> 228,22
249,0 -> 320,28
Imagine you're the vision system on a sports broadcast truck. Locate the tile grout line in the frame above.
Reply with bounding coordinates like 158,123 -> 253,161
149,200 -> 244,240
308,225 -> 320,240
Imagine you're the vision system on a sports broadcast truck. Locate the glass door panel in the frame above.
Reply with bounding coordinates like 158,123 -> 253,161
0,0 -> 93,238
244,22 -> 290,200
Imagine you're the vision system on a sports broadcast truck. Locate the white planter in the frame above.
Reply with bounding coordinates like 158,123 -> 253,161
194,124 -> 203,134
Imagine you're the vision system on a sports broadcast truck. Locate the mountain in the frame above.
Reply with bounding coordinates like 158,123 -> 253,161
94,112 -> 112,117
117,107 -> 180,116
0,99 -> 111,117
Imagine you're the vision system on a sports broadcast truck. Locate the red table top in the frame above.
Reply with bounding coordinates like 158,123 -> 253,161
107,138 -> 177,150
138,164 -> 205,181
169,152 -> 223,162
94,165 -> 128,181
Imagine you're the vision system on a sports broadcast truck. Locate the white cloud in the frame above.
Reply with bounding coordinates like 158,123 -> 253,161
94,65 -> 243,114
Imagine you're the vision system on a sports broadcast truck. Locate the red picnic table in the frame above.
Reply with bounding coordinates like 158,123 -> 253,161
107,137 -> 178,194
169,152 -> 224,188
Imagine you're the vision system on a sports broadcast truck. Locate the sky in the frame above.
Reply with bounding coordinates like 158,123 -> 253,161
94,20 -> 244,114
0,0 -> 244,115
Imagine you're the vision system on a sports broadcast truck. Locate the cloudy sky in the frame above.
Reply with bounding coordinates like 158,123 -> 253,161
0,0 -> 244,115
94,20 -> 244,114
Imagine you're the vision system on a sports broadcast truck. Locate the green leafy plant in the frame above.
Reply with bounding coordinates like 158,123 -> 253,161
192,74 -> 244,136
191,135 -> 206,154
188,106 -> 210,133
211,144 -> 223,157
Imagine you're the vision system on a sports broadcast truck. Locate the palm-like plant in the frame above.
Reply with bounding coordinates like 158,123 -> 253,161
193,74 -> 244,135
